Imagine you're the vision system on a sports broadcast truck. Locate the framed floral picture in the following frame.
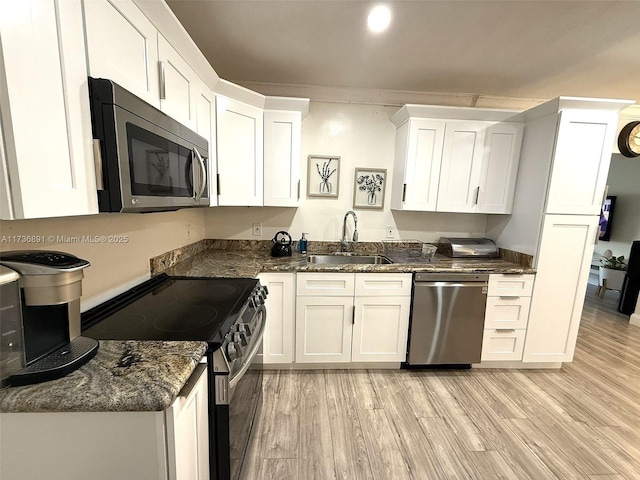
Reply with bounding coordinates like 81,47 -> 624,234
307,155 -> 340,198
353,168 -> 386,210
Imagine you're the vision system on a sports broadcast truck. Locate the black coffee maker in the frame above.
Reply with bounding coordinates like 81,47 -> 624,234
0,251 -> 98,386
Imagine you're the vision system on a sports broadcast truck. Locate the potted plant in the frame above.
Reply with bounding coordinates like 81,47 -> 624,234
597,254 -> 627,296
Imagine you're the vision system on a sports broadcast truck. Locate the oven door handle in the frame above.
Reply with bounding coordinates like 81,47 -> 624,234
229,305 -> 266,391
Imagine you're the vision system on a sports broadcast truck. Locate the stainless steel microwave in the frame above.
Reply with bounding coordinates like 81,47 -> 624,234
88,77 -> 209,213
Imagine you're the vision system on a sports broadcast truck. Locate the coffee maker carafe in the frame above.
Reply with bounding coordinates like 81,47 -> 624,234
0,251 -> 98,386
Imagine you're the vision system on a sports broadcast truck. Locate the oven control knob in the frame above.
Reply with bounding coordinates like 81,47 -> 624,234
234,332 -> 248,347
238,324 -> 252,336
227,342 -> 241,361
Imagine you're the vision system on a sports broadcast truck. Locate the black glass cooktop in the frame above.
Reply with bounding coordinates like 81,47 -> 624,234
82,274 -> 258,346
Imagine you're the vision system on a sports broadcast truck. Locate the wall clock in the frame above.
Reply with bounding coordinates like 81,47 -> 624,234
618,120 -> 640,157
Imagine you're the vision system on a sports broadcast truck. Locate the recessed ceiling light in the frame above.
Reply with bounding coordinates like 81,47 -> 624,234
367,5 -> 391,33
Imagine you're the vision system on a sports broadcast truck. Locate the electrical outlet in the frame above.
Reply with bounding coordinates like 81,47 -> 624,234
252,223 -> 262,236
386,225 -> 395,238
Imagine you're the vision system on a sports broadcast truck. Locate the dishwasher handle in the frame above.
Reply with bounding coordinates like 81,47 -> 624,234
415,281 -> 488,288
414,273 -> 489,282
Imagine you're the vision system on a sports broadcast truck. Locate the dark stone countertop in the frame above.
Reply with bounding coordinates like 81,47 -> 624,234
0,340 -> 208,413
163,248 -> 535,278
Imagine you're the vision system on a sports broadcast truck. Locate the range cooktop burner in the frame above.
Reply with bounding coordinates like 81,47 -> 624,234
82,275 -> 258,345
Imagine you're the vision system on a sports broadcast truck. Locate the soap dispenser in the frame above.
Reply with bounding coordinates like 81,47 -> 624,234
298,233 -> 308,254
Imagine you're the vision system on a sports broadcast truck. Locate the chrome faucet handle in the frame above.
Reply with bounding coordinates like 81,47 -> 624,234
341,210 -> 358,251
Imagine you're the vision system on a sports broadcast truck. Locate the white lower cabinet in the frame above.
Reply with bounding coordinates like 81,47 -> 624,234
0,365 -> 209,480
295,273 -> 412,364
481,329 -> 527,361
523,215 -> 599,363
481,274 -> 534,362
296,296 -> 354,363
352,296 -> 411,362
257,273 -> 295,364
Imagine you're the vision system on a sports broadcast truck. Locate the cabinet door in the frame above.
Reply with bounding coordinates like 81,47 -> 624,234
352,296 -> 411,362
257,273 -> 295,364
436,121 -> 487,212
0,0 -> 98,219
263,110 -> 301,207
481,329 -> 526,361
295,297 -> 353,363
546,110 -> 619,215
477,123 -> 524,214
523,214 -> 599,363
485,296 -> 531,330
165,364 -> 209,480
83,0 -> 160,107
158,34 -> 198,129
396,119 -> 445,211
193,82 -> 218,206
216,96 -> 264,206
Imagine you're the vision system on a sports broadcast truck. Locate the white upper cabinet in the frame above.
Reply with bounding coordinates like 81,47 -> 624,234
216,95 -> 264,206
158,34 -> 199,130
263,110 -> 302,207
85,1 -> 210,133
436,121 -> 486,212
390,105 -> 524,214
477,123 -> 524,214
193,82 -> 218,206
545,109 -> 620,215
0,0 -> 98,219
391,118 -> 445,211
83,0 -> 160,107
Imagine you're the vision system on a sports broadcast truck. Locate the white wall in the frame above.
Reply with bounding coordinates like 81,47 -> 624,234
0,209 -> 206,308
594,153 -> 640,259
204,101 -> 489,243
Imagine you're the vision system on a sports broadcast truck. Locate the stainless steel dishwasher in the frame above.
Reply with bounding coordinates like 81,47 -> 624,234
407,273 -> 488,366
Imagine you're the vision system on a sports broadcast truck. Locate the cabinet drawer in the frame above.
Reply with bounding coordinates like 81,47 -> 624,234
481,329 -> 526,361
488,274 -> 534,296
485,296 -> 531,330
355,273 -> 412,296
297,273 -> 355,296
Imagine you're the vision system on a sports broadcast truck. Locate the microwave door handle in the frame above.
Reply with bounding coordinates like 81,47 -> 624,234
192,147 -> 207,202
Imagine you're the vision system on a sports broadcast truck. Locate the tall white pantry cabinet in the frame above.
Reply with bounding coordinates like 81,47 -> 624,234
488,97 -> 633,364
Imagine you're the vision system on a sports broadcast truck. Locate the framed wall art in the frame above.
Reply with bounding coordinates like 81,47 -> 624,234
307,155 -> 340,198
353,168 -> 386,210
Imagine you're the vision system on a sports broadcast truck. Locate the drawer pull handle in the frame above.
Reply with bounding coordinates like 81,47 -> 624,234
499,296 -> 520,299
496,329 -> 516,333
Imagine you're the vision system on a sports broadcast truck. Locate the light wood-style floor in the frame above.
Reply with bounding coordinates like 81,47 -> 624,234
241,285 -> 640,480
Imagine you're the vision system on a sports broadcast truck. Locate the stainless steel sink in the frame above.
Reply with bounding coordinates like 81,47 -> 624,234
307,254 -> 393,265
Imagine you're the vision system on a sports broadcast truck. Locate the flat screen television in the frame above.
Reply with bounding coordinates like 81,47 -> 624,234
599,195 -> 616,241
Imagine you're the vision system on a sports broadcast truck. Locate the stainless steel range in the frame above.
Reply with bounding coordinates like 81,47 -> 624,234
82,274 -> 267,480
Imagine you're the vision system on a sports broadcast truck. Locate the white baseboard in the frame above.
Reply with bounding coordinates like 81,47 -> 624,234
630,313 -> 640,327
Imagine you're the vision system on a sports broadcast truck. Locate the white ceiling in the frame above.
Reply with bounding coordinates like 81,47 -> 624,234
166,0 -> 640,106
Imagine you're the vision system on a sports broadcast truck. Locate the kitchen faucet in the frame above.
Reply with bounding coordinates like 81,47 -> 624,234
340,210 -> 358,252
